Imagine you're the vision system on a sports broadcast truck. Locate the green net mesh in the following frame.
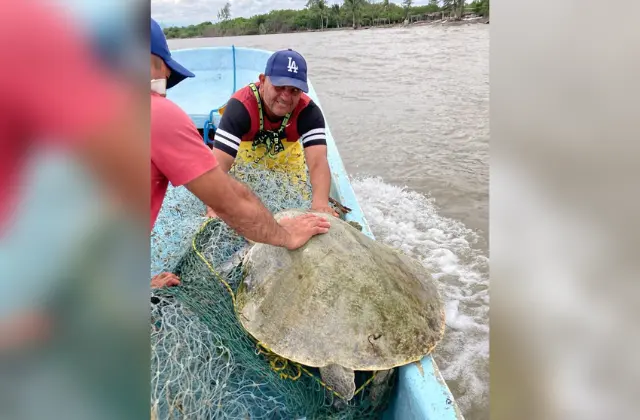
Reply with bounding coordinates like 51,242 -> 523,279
150,161 -> 395,419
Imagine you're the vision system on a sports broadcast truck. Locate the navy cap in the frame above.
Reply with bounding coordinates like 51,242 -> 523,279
264,49 -> 308,93
150,18 -> 195,89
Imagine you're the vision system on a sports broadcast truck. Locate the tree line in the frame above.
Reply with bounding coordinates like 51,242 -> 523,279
163,0 -> 489,39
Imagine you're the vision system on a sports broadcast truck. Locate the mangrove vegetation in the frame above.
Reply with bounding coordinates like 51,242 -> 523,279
163,0 -> 489,39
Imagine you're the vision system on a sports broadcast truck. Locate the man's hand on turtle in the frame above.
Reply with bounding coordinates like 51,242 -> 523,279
151,272 -> 180,288
311,203 -> 339,218
278,213 -> 331,250
205,206 -> 218,218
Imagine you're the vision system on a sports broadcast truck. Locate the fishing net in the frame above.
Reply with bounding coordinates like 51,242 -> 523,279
150,161 -> 395,419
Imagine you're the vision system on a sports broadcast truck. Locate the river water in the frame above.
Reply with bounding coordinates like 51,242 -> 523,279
169,24 -> 489,420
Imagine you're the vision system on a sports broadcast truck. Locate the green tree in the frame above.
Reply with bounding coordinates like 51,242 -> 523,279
380,0 -> 391,21
330,4 -> 342,28
318,0 -> 328,28
402,0 -> 413,19
306,0 -> 328,29
455,0 -> 466,18
343,0 -> 365,28
217,1 -> 231,21
470,0 -> 490,17
441,0 -> 465,19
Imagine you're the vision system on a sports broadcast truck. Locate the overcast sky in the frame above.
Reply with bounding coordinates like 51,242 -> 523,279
151,0 -> 437,26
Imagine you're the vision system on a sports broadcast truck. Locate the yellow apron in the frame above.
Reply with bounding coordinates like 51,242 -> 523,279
229,83 -> 310,196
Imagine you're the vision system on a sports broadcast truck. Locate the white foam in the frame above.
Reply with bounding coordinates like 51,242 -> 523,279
351,176 -> 489,416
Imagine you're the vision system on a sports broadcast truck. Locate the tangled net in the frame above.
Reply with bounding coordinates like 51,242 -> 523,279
150,161 -> 395,419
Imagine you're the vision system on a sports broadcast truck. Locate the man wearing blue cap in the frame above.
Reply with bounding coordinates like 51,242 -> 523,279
207,49 -> 336,218
149,20 -> 331,288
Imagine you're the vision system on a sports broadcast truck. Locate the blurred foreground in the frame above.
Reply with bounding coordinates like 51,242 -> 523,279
0,1 -> 149,419
491,1 -> 640,419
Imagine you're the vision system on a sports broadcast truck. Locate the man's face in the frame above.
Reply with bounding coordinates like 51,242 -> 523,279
150,55 -> 171,96
259,74 -> 302,117
151,55 -> 170,80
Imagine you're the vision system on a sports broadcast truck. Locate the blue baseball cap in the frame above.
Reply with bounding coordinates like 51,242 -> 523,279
265,49 -> 309,93
150,18 -> 195,89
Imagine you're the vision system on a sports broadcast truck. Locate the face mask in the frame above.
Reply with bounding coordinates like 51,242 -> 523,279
151,78 -> 167,96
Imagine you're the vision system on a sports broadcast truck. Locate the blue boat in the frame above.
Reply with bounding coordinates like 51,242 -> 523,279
166,46 -> 465,420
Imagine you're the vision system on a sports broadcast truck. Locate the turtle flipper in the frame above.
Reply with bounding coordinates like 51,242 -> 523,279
369,368 -> 395,402
319,364 -> 356,401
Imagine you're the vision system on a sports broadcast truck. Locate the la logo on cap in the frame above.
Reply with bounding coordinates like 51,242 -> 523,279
287,57 -> 299,73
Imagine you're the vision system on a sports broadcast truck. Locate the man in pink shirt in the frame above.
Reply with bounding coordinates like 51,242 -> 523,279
149,19 -> 330,288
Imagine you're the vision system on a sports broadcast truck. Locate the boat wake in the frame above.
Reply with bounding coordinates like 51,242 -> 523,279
351,176 -> 489,417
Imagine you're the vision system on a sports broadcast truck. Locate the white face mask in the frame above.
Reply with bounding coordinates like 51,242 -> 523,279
151,78 -> 167,96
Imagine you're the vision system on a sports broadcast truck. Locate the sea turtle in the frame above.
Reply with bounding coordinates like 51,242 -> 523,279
235,209 -> 446,401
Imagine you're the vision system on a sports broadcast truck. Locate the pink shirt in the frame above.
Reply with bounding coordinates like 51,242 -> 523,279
151,93 -> 218,229
0,1 -> 125,233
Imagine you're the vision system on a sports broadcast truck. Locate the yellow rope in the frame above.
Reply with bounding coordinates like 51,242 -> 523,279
190,217 -> 377,400
191,218 -> 237,309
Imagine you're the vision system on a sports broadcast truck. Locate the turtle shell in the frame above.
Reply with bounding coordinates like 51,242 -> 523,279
235,209 -> 445,370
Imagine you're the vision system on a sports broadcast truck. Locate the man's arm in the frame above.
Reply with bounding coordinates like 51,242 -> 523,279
305,145 -> 333,211
186,167 -> 290,246
298,101 -> 335,215
212,98 -> 251,173
212,147 -> 235,174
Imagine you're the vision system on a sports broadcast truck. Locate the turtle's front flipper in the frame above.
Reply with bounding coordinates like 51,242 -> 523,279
369,368 -> 395,403
319,364 -> 356,401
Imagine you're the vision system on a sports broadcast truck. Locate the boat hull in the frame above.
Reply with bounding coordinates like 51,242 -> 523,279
167,45 -> 464,420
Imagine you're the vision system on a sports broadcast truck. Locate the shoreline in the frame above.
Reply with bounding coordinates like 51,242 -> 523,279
304,16 -> 489,32
166,17 -> 489,40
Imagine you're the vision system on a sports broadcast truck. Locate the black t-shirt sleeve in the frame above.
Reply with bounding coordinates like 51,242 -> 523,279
297,100 -> 326,148
213,98 -> 251,158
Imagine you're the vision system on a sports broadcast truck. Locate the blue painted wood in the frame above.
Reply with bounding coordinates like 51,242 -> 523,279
166,46 -> 464,420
